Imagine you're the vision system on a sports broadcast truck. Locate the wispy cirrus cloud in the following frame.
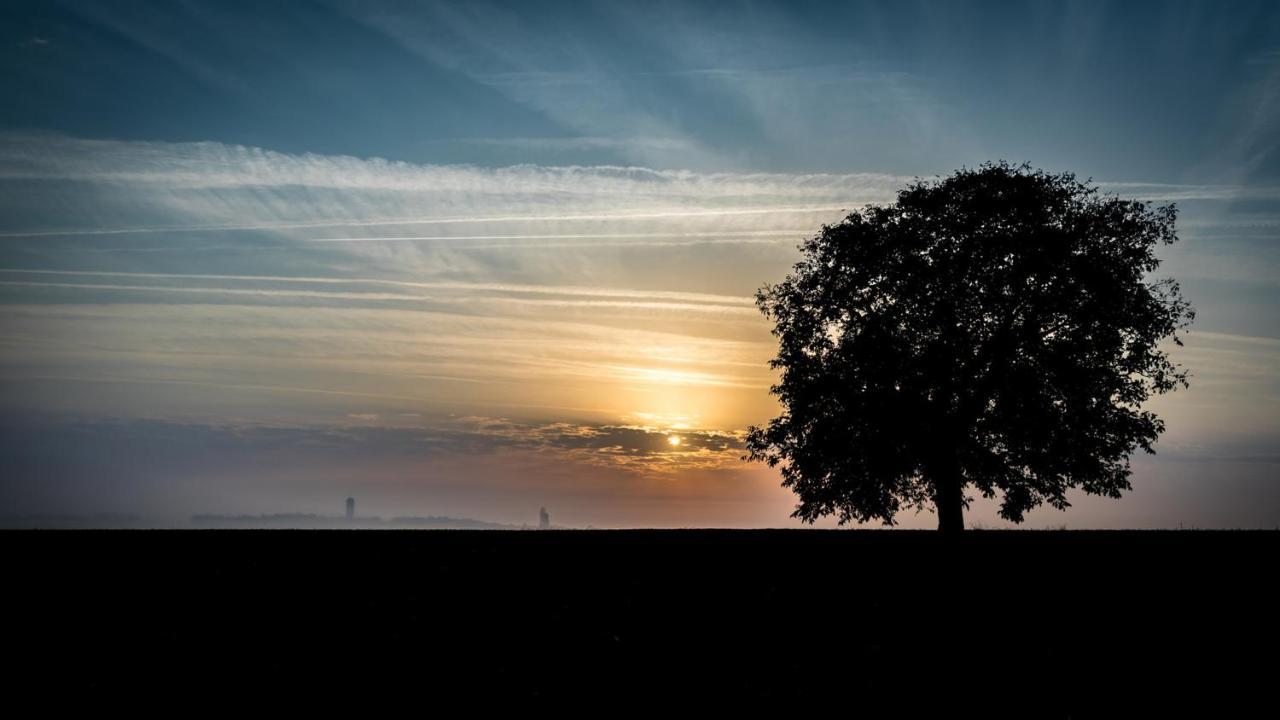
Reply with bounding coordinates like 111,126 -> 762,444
0,268 -> 756,306
0,133 -> 1277,533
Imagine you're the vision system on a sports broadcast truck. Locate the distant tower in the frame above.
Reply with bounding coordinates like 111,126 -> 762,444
539,506 -> 550,530
346,497 -> 355,521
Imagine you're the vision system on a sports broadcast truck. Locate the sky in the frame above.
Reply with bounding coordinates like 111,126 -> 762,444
0,0 -> 1277,528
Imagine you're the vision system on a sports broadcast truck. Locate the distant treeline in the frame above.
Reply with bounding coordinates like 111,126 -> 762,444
190,513 -> 518,530
0,514 -> 145,529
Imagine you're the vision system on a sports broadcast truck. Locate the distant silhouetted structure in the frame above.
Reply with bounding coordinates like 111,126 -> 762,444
346,497 -> 355,521
539,507 -> 550,530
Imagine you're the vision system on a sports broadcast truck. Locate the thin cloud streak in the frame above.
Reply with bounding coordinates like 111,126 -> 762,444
0,208 -> 851,239
6,374 -> 621,417
0,280 -> 761,317
46,234 -> 810,254
0,269 -> 757,307
297,230 -> 805,244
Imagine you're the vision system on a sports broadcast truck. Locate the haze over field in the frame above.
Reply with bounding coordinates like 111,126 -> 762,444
1,1 -> 1277,528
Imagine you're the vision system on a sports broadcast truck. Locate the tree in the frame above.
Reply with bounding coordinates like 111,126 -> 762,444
744,162 -> 1194,532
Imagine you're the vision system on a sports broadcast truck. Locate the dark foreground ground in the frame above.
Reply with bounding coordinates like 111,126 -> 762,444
5,530 -> 1277,713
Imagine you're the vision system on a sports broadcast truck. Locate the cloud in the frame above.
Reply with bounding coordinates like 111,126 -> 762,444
0,133 -> 1276,495
2,412 -> 1275,529
0,414 -> 753,519
1,134 -> 1270,244
0,414 -> 744,469
0,268 -> 756,307
0,133 -> 899,215
448,415 -> 750,472
0,278 -> 761,317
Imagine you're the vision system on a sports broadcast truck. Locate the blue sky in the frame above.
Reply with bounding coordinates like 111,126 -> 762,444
1,0 -> 1277,527
5,1 -> 1279,179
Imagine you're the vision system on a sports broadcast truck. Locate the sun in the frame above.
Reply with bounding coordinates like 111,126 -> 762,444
666,435 -> 681,447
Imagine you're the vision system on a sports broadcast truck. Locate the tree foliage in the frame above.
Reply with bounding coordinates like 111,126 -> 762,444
744,162 -> 1194,530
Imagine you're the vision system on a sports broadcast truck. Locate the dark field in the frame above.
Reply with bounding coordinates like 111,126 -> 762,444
6,530 -> 1277,713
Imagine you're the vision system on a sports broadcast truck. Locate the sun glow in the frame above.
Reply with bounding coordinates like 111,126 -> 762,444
667,435 -> 682,447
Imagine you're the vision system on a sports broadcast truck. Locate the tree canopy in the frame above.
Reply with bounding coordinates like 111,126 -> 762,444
744,162 -> 1194,531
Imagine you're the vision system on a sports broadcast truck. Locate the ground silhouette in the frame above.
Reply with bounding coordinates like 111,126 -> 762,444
4,529 -> 1275,713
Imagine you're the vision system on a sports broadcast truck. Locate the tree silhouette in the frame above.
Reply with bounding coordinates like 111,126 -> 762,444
745,162 -> 1194,531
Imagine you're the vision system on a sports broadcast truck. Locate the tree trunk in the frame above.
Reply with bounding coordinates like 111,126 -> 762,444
935,473 -> 965,533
